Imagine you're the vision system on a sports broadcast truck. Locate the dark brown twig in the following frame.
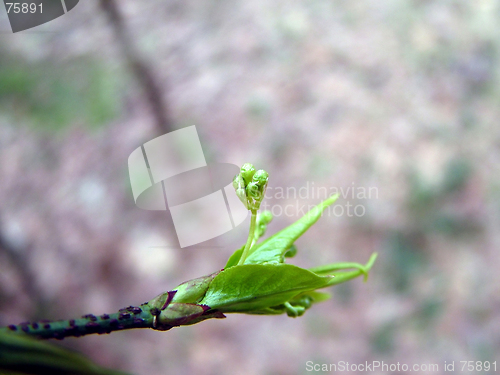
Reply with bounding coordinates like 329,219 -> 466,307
98,0 -> 174,134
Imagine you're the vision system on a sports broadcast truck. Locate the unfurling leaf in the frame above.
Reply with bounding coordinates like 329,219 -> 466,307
243,194 -> 339,265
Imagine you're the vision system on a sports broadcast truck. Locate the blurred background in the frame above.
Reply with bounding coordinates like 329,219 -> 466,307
0,0 -> 499,374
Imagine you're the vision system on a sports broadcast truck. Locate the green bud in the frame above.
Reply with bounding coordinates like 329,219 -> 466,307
148,290 -> 177,312
258,210 -> 273,225
253,170 -> 268,204
294,295 -> 313,309
240,163 -> 256,185
233,174 -> 245,191
171,271 -> 221,304
246,182 -> 260,199
252,170 -> 269,187
147,271 -> 220,314
284,244 -> 297,258
233,164 -> 269,211
233,174 -> 248,208
254,211 -> 273,239
284,302 -> 306,317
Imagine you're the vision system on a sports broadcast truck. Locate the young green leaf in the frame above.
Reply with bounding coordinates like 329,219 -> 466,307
200,264 -> 332,313
224,245 -> 244,268
243,194 -> 339,265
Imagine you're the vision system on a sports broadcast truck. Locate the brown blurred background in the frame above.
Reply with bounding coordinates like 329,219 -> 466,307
0,1 -> 499,374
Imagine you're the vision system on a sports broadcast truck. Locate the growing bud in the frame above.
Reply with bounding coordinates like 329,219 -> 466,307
171,271 -> 221,304
255,211 -> 273,239
246,182 -> 260,199
246,183 -> 264,210
240,163 -> 256,185
233,174 -> 248,208
258,211 -> 273,225
284,244 -> 297,259
252,169 -> 269,187
233,163 -> 269,212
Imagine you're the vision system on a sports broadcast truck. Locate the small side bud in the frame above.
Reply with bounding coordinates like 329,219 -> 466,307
253,169 -> 269,203
246,182 -> 260,199
233,174 -> 248,208
255,210 -> 273,239
258,211 -> 273,225
233,174 -> 245,191
284,244 -> 297,259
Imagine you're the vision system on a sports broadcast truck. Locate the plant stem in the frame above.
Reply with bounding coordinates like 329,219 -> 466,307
237,210 -> 257,265
1,305 -> 156,340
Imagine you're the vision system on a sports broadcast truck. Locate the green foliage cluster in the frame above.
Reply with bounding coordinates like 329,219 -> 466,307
149,164 -> 377,323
